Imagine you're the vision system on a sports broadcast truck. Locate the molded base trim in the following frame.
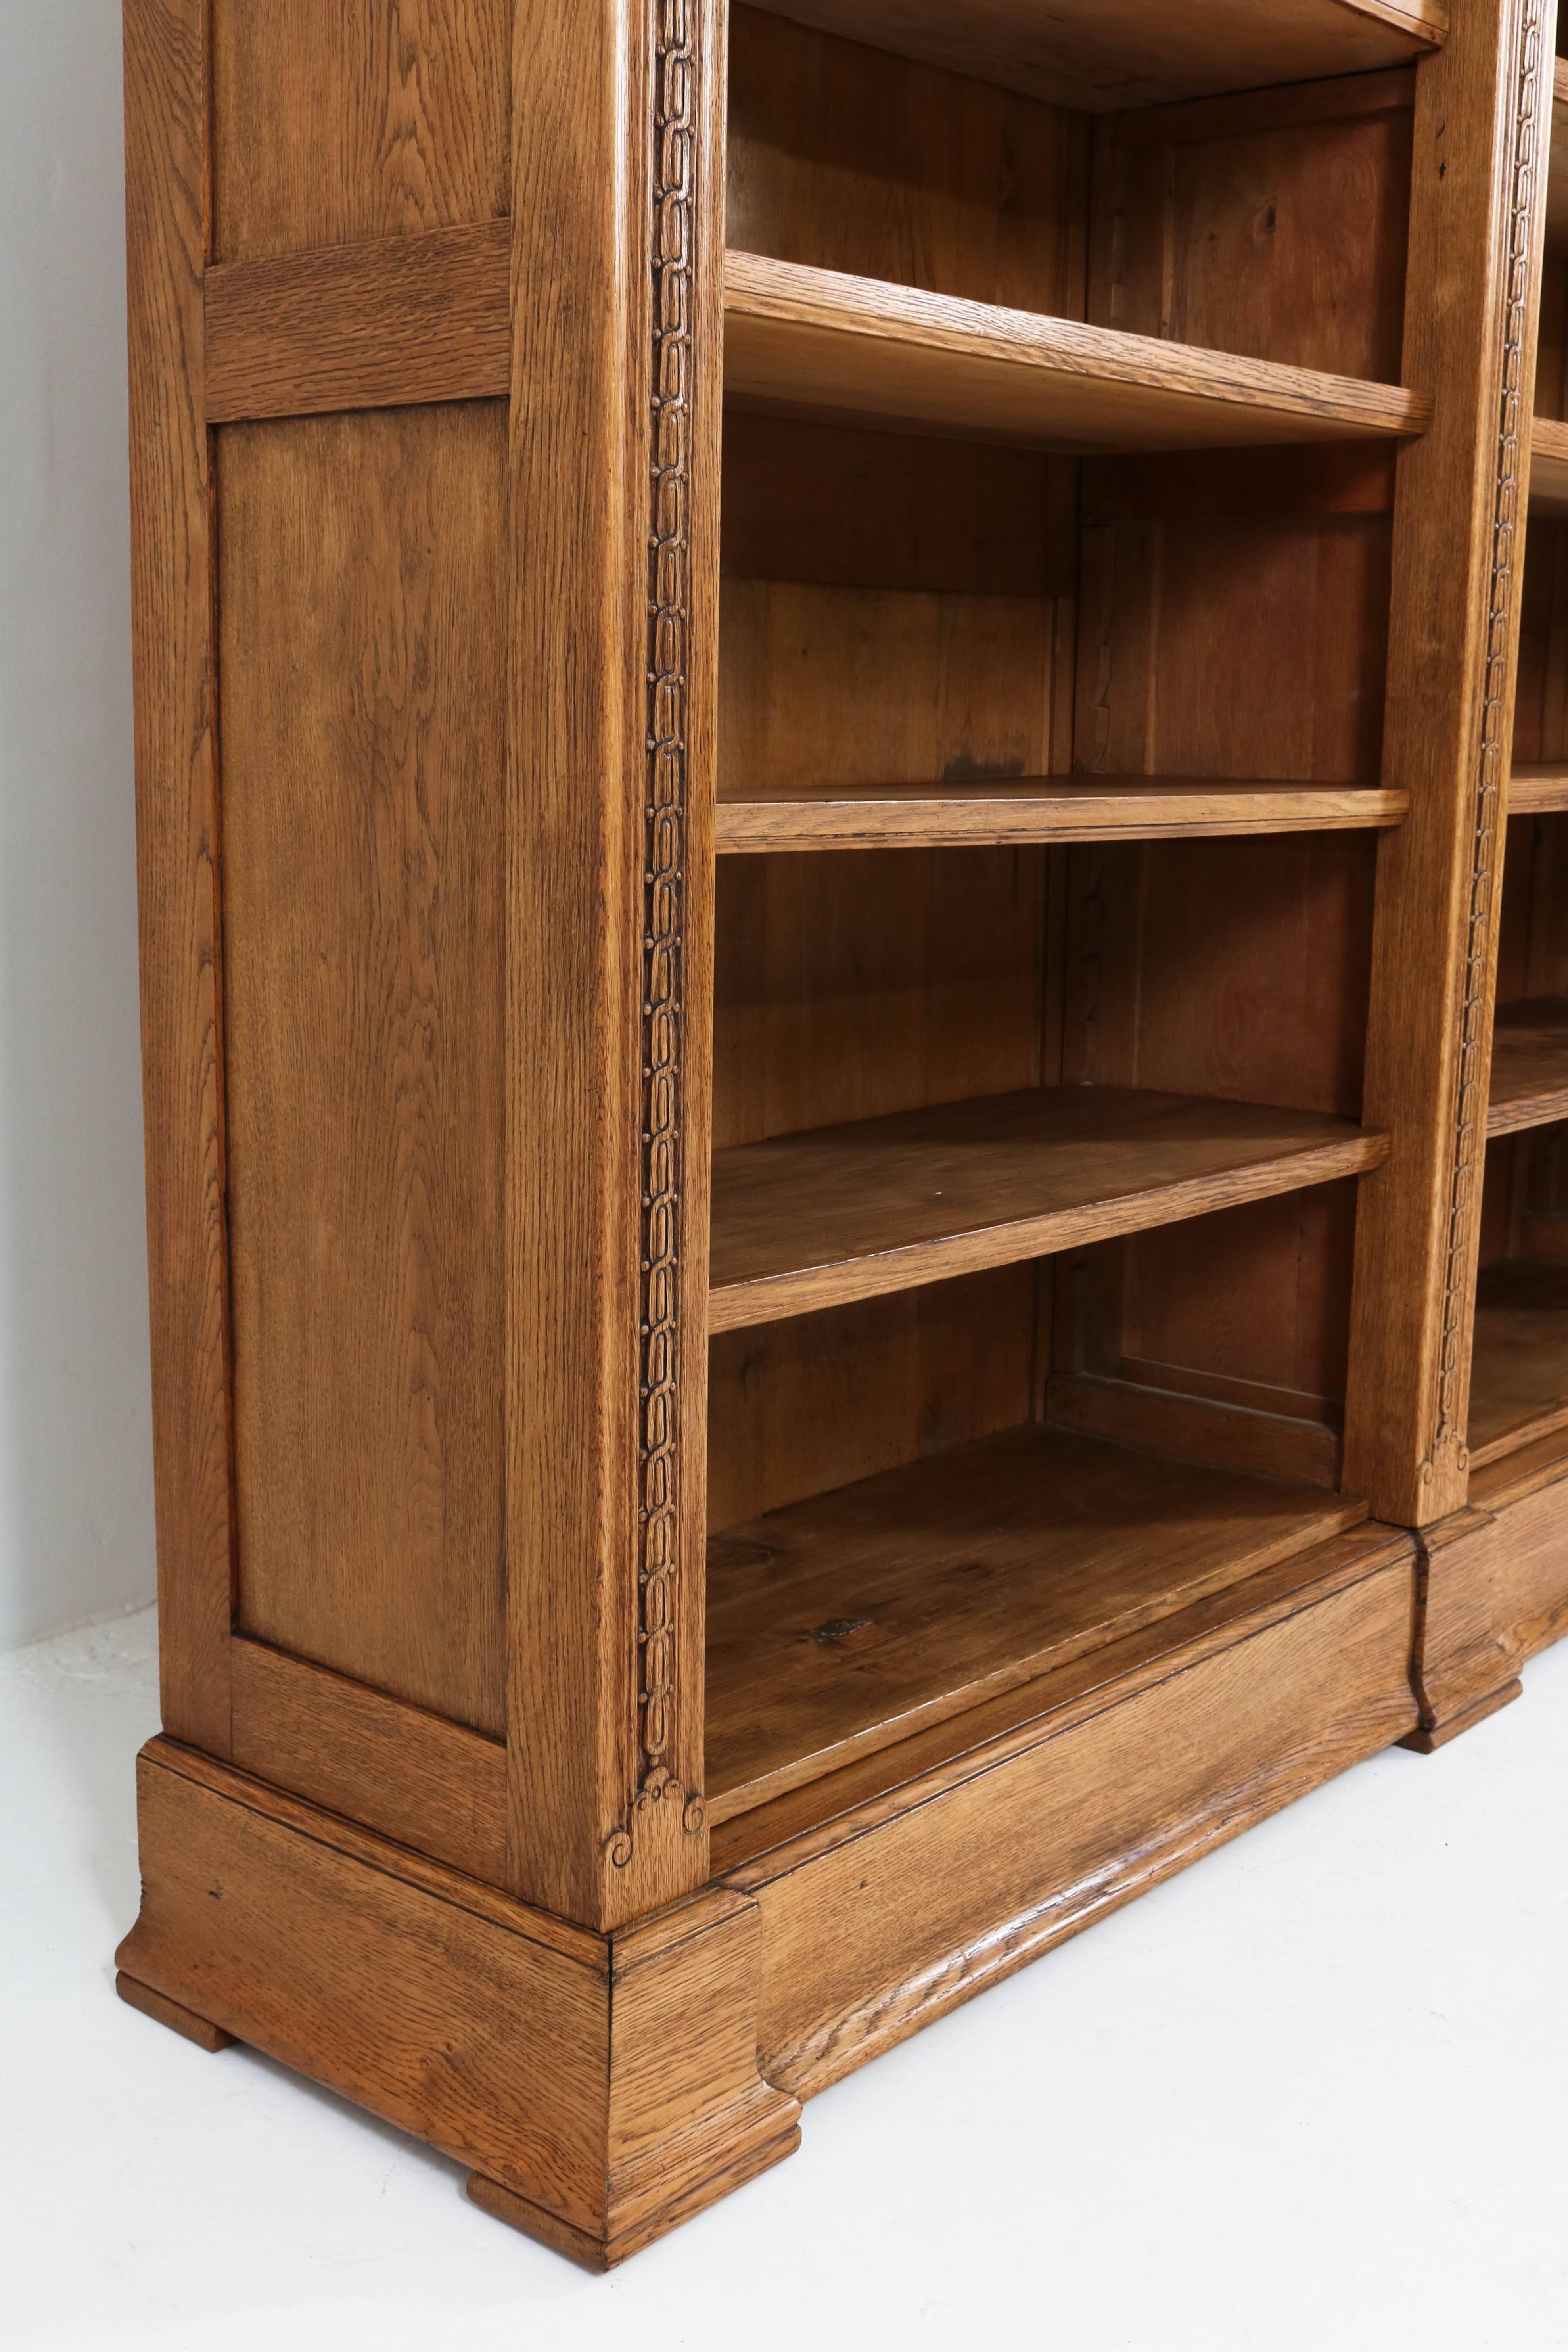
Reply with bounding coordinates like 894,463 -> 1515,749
116,1969 -> 234,2054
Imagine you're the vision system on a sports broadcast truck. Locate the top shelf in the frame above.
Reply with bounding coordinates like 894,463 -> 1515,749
725,253 -> 1430,454
740,1 -> 1445,112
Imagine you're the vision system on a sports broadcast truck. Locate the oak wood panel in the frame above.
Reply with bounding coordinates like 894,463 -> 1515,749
1510,762 -> 1568,810
721,412 -> 1073,596
1488,998 -> 1568,1132
707,1267 -> 1037,1534
1547,59 -> 1568,245
229,1637 -> 508,1884
220,406 -> 508,1736
209,0 -> 512,263
722,1539 -> 1418,2097
123,0 -> 234,1756
1469,1425 -> 1568,1656
709,1086 -> 1388,1333
1081,443 -> 1399,527
115,1740 -> 801,2268
727,4 -> 1086,312
1091,78 -> 1413,383
705,1422 -> 1366,1820
738,0 -> 1443,113
719,581 -> 1061,797
716,777 -> 1409,853
1468,1256 -> 1568,1463
713,847 -> 1049,1150
725,252 -> 1432,450
1044,1369 -> 1342,1488
205,222 -> 510,422
1344,0 -> 1550,1524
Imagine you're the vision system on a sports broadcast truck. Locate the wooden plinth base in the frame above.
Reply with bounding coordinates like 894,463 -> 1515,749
116,1969 -> 234,2053
1398,1676 -> 1524,1752
117,1520 -> 1430,2264
115,1739 -> 801,2270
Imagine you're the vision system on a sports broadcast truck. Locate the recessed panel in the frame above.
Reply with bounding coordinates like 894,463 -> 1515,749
220,404 -> 507,1735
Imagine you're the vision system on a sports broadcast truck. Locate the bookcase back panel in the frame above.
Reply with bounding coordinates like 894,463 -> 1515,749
1090,79 -> 1413,379
707,1266 -> 1037,1532
1074,517 -> 1392,784
219,404 -> 509,1737
713,847 -> 1048,1148
720,414 -> 1070,600
1514,519 -> 1568,766
210,0 -> 513,264
726,2 -> 1087,312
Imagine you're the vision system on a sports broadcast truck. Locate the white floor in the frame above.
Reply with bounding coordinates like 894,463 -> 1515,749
3,1613 -> 1567,2352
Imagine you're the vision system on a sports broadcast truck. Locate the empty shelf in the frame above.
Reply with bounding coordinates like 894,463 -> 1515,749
709,1085 -> 1388,1332
739,0 -> 1444,113
1488,1001 -> 1568,1136
1509,764 -> 1568,816
1469,1257 -> 1568,1466
724,253 -> 1431,453
715,776 -> 1409,853
705,1422 -> 1366,1819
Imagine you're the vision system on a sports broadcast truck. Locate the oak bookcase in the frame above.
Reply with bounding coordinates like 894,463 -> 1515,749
115,0 -> 1563,2269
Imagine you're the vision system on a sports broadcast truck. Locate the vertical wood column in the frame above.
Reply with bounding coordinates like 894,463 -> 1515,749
1344,0 -> 1555,1530
123,0 -> 235,1755
506,0 -> 725,1929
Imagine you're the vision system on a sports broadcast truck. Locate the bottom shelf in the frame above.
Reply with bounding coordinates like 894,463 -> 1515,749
1468,1257 -> 1568,1466
705,1423 -> 1364,1823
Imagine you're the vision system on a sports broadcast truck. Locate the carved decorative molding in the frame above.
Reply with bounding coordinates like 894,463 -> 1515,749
1430,0 -> 1542,1466
609,0 -> 705,1869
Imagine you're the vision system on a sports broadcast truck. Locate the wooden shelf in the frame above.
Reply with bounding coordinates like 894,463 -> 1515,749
1469,1257 -> 1568,1466
1509,763 -> 1568,816
724,253 -> 1431,454
1531,416 -> 1568,516
705,1422 -> 1366,1820
715,776 -> 1410,854
1488,1001 -> 1568,1136
739,1 -> 1444,113
709,1085 -> 1388,1333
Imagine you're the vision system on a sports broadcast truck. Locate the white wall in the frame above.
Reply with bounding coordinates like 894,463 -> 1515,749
0,4 -> 156,1647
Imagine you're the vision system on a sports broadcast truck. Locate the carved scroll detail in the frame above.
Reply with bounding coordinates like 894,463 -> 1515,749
608,0 -> 706,1868
1431,0 -> 1542,1463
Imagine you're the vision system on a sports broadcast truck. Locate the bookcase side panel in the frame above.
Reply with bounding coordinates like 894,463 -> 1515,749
124,0 -> 234,1756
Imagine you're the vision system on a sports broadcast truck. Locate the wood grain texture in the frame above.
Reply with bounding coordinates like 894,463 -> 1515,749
710,1085 -> 1387,1334
205,222 -> 510,421
737,0 -> 1443,113
116,1971 -> 234,2053
716,777 -> 1408,853
727,4 -> 1087,312
1469,1254 -> 1568,1459
1398,1501 -> 1525,1745
721,1533 -> 1418,2097
123,0 -> 234,1756
1344,0 -> 1551,1524
725,251 -> 1432,450
1488,997 -> 1568,1129
505,0 -> 723,1926
1548,56 -> 1568,242
115,1739 -> 800,2268
705,1421 -> 1365,1819
230,1637 -> 508,1884
220,406 -> 508,1736
1510,760 -> 1568,809
209,0 -> 512,263
1470,1422 -> 1568,1655
1044,1369 -> 1342,1488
